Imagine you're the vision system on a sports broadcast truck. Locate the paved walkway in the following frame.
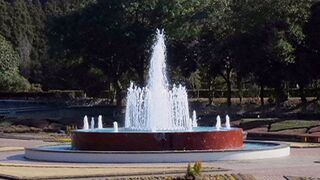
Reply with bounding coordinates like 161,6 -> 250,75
214,148 -> 320,179
0,138 -> 319,179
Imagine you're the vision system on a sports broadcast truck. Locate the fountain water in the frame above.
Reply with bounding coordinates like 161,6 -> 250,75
98,115 -> 103,129
215,115 -> 221,129
90,117 -> 95,129
83,116 -> 89,130
113,121 -> 118,132
192,110 -> 198,127
125,30 -> 191,131
225,115 -> 231,129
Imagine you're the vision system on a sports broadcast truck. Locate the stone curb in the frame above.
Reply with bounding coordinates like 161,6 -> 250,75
0,165 -> 228,180
0,147 -> 24,152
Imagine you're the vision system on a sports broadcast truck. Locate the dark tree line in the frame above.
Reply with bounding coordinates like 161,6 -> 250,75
0,0 -> 320,106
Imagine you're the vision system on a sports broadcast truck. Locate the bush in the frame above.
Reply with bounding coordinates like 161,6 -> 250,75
0,72 -> 30,92
66,125 -> 77,136
8,73 -> 31,91
186,161 -> 203,179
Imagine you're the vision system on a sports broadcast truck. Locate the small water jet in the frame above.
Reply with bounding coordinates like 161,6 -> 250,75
83,115 -> 89,130
113,121 -> 118,132
225,115 -> 231,129
90,117 -> 95,129
192,110 -> 198,127
215,115 -> 221,129
98,115 -> 103,129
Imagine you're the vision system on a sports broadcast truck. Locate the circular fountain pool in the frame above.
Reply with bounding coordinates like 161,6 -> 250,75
25,140 -> 290,163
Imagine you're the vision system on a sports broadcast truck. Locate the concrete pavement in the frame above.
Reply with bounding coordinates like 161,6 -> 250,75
0,138 -> 319,179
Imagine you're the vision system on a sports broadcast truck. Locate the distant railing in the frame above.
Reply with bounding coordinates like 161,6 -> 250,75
187,88 -> 319,98
0,90 -> 86,100
0,88 -> 318,100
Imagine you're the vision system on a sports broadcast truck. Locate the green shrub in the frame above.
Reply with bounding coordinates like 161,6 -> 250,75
186,163 -> 193,177
186,161 -> 203,179
193,161 -> 202,176
0,71 -> 30,92
66,125 -> 77,136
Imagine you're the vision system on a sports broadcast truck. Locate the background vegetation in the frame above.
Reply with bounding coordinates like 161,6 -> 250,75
0,0 -> 320,106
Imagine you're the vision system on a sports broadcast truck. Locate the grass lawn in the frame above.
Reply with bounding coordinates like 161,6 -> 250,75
270,120 -> 320,131
0,121 -> 12,127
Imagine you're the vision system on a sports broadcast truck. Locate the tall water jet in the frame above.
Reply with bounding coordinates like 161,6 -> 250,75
125,29 -> 191,131
225,115 -> 231,129
90,117 -> 95,129
98,115 -> 103,129
215,115 -> 221,129
192,110 -> 198,127
83,115 -> 89,130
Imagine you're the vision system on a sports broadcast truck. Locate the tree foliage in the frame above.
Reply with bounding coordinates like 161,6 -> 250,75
0,34 -> 30,91
0,0 -> 318,105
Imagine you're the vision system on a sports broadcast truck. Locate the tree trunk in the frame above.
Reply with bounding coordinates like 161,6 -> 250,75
237,75 -> 243,104
299,84 -> 307,104
109,82 -> 115,104
114,80 -> 123,107
260,85 -> 265,106
208,80 -> 213,105
226,76 -> 232,107
197,89 -> 200,100
316,83 -> 320,100
275,83 -> 288,105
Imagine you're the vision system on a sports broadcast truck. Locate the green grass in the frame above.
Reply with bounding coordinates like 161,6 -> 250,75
241,118 -> 278,123
0,121 -> 12,127
271,120 -> 320,131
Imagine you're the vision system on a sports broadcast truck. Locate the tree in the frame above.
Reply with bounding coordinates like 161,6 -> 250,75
194,0 -> 311,106
249,0 -> 311,105
303,1 -> 320,100
0,34 -> 30,91
47,0 -> 207,104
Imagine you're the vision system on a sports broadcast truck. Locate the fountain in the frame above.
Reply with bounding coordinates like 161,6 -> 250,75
25,30 -> 290,162
71,30 -> 243,151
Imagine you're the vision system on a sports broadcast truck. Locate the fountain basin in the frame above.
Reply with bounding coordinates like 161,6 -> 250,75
25,141 -> 290,163
72,127 -> 244,151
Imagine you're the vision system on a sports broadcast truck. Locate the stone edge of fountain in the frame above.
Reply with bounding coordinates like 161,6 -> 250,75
24,140 -> 290,162
26,140 -> 289,153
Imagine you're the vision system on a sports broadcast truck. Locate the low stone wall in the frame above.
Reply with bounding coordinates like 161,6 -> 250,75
247,132 -> 320,143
